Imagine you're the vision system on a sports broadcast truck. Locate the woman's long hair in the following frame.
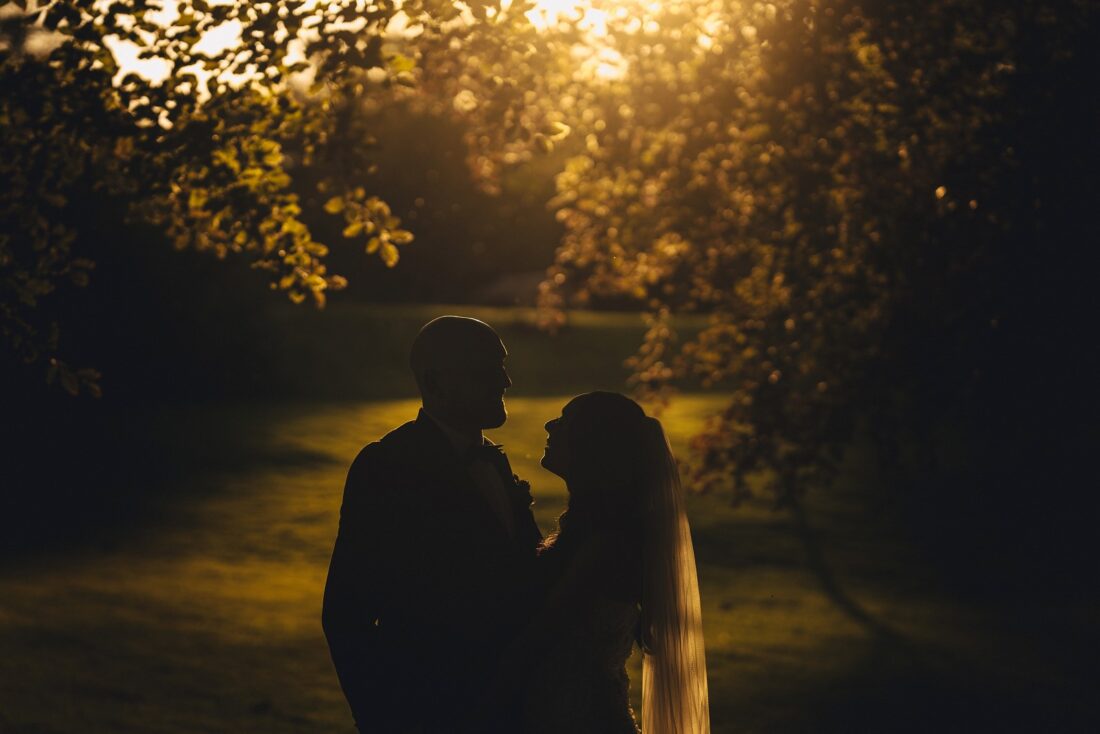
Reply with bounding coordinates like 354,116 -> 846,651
544,392 -> 710,734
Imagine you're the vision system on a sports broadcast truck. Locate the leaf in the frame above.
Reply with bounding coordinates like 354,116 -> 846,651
189,188 -> 208,211
59,368 -> 79,396
44,2 -> 80,30
262,148 -> 283,167
389,229 -> 414,245
323,196 -> 344,213
388,53 -> 416,74
369,198 -> 391,217
380,242 -> 399,267
342,221 -> 363,237
213,147 -> 240,173
544,121 -> 571,141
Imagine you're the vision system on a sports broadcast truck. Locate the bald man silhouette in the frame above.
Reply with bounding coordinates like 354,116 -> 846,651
323,316 -> 542,733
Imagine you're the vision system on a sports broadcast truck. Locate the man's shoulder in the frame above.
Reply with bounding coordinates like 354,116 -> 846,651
342,417 -> 457,511
349,419 -> 419,471
341,422 -> 421,510
378,419 -> 423,452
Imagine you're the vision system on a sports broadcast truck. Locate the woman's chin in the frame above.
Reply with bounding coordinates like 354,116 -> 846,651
540,453 -> 565,479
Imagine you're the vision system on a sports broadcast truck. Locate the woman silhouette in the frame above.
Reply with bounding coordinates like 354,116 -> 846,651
495,391 -> 710,733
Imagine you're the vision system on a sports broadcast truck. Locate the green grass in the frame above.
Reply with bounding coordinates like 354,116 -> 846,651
1,395 -> 1088,732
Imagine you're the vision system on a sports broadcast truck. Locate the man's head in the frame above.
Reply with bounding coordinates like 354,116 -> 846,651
410,316 -> 512,431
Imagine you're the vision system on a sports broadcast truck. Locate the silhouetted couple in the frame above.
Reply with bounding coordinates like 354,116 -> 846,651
322,316 -> 709,733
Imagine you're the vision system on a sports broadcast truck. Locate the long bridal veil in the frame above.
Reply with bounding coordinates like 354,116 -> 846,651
640,418 -> 710,734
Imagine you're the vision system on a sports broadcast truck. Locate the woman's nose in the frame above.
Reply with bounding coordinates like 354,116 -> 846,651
544,418 -> 555,432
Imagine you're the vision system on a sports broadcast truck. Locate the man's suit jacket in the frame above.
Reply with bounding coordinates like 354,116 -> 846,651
322,410 -> 543,733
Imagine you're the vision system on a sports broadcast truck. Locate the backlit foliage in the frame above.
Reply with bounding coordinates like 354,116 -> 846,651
1,0 -> 1091,506
0,0 -> 523,392
534,0 -> 1093,502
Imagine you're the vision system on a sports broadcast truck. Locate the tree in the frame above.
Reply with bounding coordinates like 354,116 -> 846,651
535,0 -> 1097,513
0,0 -> 553,394
4,0 -> 1094,538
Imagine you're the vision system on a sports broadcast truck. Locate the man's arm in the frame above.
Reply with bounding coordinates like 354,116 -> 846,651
322,444 -> 403,731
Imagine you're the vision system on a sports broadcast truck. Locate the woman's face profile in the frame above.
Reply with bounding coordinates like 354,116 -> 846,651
541,392 -> 647,489
541,399 -> 581,480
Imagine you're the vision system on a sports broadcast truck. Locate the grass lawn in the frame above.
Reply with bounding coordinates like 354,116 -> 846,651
0,301 -> 1092,732
1,395 -> 1090,732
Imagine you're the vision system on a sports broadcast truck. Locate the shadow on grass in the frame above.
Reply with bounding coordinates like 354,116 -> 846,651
690,488 -> 908,644
0,398 -> 338,562
777,647 -> 1084,733
787,494 -> 907,646
0,613 -> 350,734
691,461 -> 1100,733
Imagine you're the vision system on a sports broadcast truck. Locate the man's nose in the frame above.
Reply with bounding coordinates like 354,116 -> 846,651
502,368 -> 513,390
544,418 -> 555,432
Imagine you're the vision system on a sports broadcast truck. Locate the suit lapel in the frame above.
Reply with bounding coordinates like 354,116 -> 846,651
484,447 -> 544,549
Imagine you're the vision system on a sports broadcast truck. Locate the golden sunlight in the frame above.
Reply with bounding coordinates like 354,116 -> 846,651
523,0 -> 594,32
516,0 -> 630,80
519,0 -> 657,37
109,0 -> 637,88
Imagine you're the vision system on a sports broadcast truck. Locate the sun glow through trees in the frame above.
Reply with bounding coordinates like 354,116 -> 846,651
105,0 -> 637,86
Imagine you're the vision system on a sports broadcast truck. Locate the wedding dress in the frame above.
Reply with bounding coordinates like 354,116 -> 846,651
517,537 -> 642,734
505,416 -> 709,734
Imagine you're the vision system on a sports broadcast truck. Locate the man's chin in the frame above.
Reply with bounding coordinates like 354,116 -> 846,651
480,403 -> 508,429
